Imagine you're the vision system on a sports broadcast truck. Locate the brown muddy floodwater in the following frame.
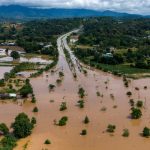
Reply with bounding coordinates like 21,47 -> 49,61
0,33 -> 150,150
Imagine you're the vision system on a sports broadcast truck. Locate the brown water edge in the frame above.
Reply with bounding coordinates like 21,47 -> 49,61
0,34 -> 150,150
15,65 -> 150,150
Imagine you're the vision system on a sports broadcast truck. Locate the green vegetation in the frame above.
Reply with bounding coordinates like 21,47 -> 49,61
49,84 -> 55,90
31,117 -> 37,125
0,135 -> 17,150
60,102 -> 67,111
58,116 -> 68,126
30,58 -> 58,78
33,107 -> 39,113
0,79 -> 5,87
78,87 -> 85,98
0,123 -> 9,135
107,124 -> 116,133
131,107 -> 142,119
122,129 -> 129,137
129,99 -> 135,107
31,96 -> 36,103
136,100 -> 143,108
56,79 -> 62,84
80,129 -> 87,135
10,51 -> 20,60
16,19 -> 81,53
73,18 -> 150,77
59,71 -> 64,77
77,100 -> 85,108
84,116 -> 90,124
19,79 -> 33,97
126,91 -> 132,97
44,139 -> 51,145
143,127 -> 150,137
12,113 -> 34,138
4,62 -> 38,81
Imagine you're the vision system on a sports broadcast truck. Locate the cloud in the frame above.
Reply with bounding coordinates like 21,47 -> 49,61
0,0 -> 149,15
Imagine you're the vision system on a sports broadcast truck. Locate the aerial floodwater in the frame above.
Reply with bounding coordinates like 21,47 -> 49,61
0,32 -> 150,150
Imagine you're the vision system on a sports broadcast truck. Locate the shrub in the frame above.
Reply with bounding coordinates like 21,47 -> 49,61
126,91 -> 132,97
129,99 -> 134,107
0,135 -> 17,150
10,51 -> 20,60
131,107 -> 142,119
31,97 -> 36,103
0,123 -> 9,135
58,116 -> 68,126
12,113 -> 33,138
0,79 -> 5,87
84,116 -> 90,124
80,129 -> 87,135
122,129 -> 129,137
60,102 -> 67,111
31,117 -> 37,125
59,72 -> 64,77
49,84 -> 55,90
33,107 -> 38,112
143,127 -> 150,137
56,79 -> 62,84
144,86 -> 147,89
107,124 -> 116,133
19,82 -> 33,98
77,100 -> 84,108
44,139 -> 51,144
78,87 -> 85,98
96,92 -> 100,97
136,100 -> 143,108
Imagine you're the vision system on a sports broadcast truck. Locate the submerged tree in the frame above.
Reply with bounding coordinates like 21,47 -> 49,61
10,51 -> 20,60
143,127 -> 150,137
122,129 -> 129,137
78,87 -> 85,98
131,107 -> 142,119
0,123 -> 9,135
12,113 -> 33,138
77,100 -> 85,108
80,129 -> 87,135
60,102 -> 67,111
84,116 -> 90,124
107,124 -> 116,133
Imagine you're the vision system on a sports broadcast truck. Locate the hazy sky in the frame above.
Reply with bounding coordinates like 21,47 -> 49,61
0,0 -> 150,15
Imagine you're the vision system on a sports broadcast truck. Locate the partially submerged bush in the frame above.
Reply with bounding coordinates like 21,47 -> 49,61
143,127 -> 150,137
136,100 -> 143,108
131,107 -> 142,119
60,102 -> 67,111
58,116 -> 68,126
107,124 -> 116,133
44,139 -> 51,144
0,123 -> 9,135
80,129 -> 87,135
12,113 -> 34,138
77,100 -> 84,108
126,91 -> 132,97
49,84 -> 55,90
84,116 -> 90,124
78,87 -> 85,98
33,107 -> 39,113
122,129 -> 129,137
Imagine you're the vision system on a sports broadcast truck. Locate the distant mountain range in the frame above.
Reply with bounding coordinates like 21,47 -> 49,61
0,5 -> 148,20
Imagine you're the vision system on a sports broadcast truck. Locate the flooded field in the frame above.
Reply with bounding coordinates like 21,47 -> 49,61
0,56 -> 52,64
0,33 -> 150,150
0,66 -> 13,79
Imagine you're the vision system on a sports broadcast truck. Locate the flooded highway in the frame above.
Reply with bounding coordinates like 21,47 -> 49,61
0,31 -> 150,150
